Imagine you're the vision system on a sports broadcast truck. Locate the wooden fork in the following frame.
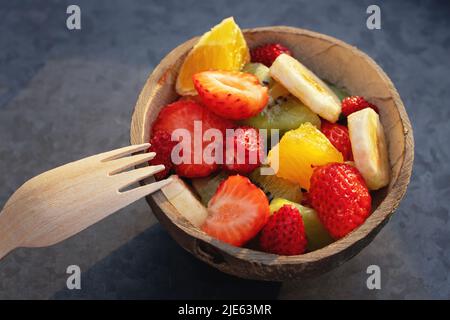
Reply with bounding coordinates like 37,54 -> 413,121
0,143 -> 172,260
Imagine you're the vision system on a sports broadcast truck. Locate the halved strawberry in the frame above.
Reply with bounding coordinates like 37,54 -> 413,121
152,99 -> 234,178
193,71 -> 269,120
201,175 -> 270,246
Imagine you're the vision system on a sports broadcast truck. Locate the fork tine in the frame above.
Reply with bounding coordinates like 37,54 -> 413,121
116,165 -> 165,190
108,152 -> 156,175
100,143 -> 151,162
120,177 -> 173,201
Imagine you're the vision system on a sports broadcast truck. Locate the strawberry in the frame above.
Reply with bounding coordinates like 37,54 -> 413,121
152,99 -> 234,178
193,71 -> 269,120
201,175 -> 270,246
341,96 -> 379,117
309,163 -> 372,239
223,126 -> 263,174
321,120 -> 353,161
250,43 -> 292,67
148,130 -> 176,180
259,204 -> 307,255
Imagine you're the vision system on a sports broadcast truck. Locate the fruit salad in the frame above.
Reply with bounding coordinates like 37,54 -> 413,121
152,17 -> 390,256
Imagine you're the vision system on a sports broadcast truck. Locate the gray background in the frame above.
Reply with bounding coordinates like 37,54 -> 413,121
0,0 -> 449,299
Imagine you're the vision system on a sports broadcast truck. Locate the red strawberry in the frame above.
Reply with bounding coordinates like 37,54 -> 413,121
148,130 -> 176,180
152,99 -> 234,178
309,163 -> 372,239
201,175 -> 270,246
250,43 -> 292,67
321,120 -> 353,161
193,71 -> 269,120
341,96 -> 379,117
224,126 -> 263,174
259,204 -> 307,255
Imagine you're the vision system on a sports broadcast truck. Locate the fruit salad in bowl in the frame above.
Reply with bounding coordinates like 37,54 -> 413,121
149,17 -> 389,254
130,17 -> 413,280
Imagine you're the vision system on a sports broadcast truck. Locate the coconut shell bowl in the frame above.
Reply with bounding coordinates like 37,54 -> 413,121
130,26 -> 414,281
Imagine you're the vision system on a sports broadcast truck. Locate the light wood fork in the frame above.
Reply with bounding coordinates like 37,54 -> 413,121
0,143 -> 172,260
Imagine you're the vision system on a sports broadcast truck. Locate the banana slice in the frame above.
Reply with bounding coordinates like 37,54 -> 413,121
348,108 -> 390,190
161,175 -> 208,227
269,54 -> 341,122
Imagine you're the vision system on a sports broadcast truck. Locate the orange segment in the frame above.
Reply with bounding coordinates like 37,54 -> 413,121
176,17 -> 250,96
268,122 -> 343,190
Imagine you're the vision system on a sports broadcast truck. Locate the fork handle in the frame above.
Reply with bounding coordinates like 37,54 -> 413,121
0,209 -> 17,260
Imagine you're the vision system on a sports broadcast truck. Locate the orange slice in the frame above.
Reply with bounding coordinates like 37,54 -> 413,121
268,122 -> 343,190
176,17 -> 250,96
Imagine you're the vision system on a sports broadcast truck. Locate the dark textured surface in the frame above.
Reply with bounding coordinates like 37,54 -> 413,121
0,0 -> 449,299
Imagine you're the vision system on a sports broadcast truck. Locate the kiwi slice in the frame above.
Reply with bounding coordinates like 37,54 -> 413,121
242,63 -> 272,86
191,171 -> 229,206
249,168 -> 303,203
269,198 -> 334,251
267,82 -> 290,105
242,95 -> 321,137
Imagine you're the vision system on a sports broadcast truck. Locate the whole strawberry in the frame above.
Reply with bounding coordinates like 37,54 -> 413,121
260,204 -> 307,255
250,43 -> 292,67
321,120 -> 353,161
341,96 -> 379,117
148,130 -> 176,180
309,163 -> 371,239
224,126 -> 263,174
